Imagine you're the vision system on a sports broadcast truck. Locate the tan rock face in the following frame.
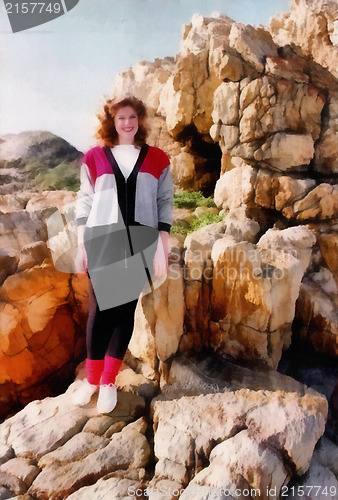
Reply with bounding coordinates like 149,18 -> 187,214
270,0 -> 338,78
296,269 -> 338,357
0,261 -> 88,397
152,387 -> 327,495
0,192 -> 88,419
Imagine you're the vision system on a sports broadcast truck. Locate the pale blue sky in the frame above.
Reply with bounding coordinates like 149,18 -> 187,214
0,0 -> 291,152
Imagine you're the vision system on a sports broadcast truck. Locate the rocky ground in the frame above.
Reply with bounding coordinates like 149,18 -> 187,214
0,355 -> 337,500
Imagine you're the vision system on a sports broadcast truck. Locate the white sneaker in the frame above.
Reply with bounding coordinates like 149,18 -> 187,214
71,379 -> 99,406
97,384 -> 117,414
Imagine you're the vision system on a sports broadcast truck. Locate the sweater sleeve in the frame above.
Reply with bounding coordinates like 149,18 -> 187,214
76,162 -> 94,227
157,163 -> 174,233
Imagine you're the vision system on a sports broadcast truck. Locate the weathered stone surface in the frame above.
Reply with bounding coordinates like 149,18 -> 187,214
295,269 -> 338,357
0,193 -> 28,214
0,385 -> 146,459
270,0 -> 338,78
210,231 -> 311,366
129,241 -> 184,369
229,23 -> 278,73
258,133 -> 314,171
0,458 -> 40,488
181,430 -> 288,499
313,436 -> 338,477
17,241 -> 50,272
212,82 -> 240,126
214,159 -> 257,212
0,471 -> 27,496
293,184 -> 338,221
67,477 -> 143,500
317,231 -> 338,279
111,58 -> 175,111
29,424 -> 150,499
38,432 -> 110,467
0,251 -> 18,287
152,387 -> 327,491
0,211 -> 47,253
284,459 -> 338,500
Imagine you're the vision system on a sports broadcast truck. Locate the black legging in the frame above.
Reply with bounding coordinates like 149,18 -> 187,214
86,281 -> 139,360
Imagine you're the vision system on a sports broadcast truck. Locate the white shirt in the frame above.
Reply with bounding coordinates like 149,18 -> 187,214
111,144 -> 140,179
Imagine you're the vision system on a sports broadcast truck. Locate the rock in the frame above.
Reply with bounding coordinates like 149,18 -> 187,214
0,445 -> 14,466
170,151 -> 196,187
116,367 -> 157,400
25,191 -> 76,213
210,234 -> 308,366
0,251 -> 18,287
0,386 -> 146,460
66,477 -> 143,500
0,260 -> 84,419
17,241 -> 50,272
295,269 -> 338,357
313,436 -> 338,477
192,206 -> 219,218
270,0 -> 338,78
265,56 -> 309,83
315,89 -> 338,174
257,226 -> 317,274
317,231 -> 338,279
111,58 -> 175,111
28,425 -> 150,499
0,211 -> 47,254
212,82 -> 240,126
146,478 -> 184,500
0,458 -> 40,489
0,471 -> 26,496
0,487 -> 12,500
152,387 -> 327,490
259,133 -> 314,171
275,176 -> 316,217
0,194 -> 27,214
38,432 -> 110,467
214,159 -> 257,212
284,460 -> 338,500
294,184 -> 338,221
182,221 -> 225,346
181,430 -> 288,499
128,246 -> 184,370
229,23 -> 278,73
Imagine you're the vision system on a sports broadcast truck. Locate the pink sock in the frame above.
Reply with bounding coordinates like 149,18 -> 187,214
101,356 -> 123,385
86,358 -> 104,385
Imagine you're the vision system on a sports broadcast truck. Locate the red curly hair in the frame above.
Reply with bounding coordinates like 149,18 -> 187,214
95,96 -> 149,147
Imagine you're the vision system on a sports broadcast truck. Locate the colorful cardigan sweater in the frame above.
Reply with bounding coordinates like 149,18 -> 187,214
76,144 -> 174,233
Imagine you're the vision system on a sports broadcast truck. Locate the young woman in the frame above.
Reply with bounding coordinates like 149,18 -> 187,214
72,95 -> 174,413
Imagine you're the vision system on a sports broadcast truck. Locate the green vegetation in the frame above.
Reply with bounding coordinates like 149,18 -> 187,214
26,159 -> 80,191
171,212 -> 225,235
173,190 -> 216,209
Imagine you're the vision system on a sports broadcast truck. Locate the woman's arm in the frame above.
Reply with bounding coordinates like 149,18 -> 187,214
154,162 -> 174,279
76,162 -> 94,271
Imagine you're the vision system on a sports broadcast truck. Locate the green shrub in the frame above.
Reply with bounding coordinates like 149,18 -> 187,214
173,190 -> 216,209
26,160 -> 80,191
171,212 -> 225,236
190,212 -> 224,231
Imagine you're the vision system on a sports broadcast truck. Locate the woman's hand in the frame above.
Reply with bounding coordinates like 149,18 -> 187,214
75,225 -> 88,273
153,231 -> 169,279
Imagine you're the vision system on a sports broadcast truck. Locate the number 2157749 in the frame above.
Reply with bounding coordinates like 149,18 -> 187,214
5,3 -> 62,14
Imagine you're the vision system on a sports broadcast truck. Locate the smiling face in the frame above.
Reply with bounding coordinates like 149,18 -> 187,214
114,106 -> 139,145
